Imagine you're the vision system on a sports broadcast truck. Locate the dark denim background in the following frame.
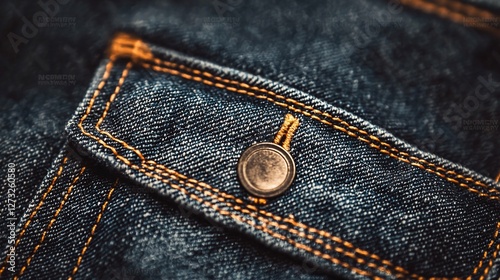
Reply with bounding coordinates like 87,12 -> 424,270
1,0 -> 500,279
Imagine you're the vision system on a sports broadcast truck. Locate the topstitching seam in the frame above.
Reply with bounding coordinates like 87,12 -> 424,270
77,59 -> 500,279
420,0 -> 496,18
3,58 -> 116,279
468,222 -> 500,280
15,165 -> 87,279
68,178 -> 118,280
400,0 -> 500,37
0,155 -> 69,277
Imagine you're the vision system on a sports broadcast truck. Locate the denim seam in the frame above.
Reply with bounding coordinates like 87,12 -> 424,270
400,0 -> 500,37
68,178 -> 118,280
76,59 -> 500,279
0,156 -> 69,277
15,165 -> 86,279
471,222 -> 500,279
411,0 -> 496,18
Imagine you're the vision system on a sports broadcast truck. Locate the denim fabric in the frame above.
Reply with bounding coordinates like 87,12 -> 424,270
1,0 -> 500,279
59,38 -> 500,278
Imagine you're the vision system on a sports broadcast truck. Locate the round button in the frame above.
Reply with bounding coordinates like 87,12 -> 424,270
237,142 -> 296,198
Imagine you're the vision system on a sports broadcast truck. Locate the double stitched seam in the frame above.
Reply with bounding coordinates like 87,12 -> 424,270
483,239 -> 500,279
0,155 -> 69,277
77,59 -> 500,279
15,166 -> 86,279
412,0 -> 496,18
468,222 -> 500,280
111,34 -> 500,199
68,178 -> 118,280
400,0 -> 500,37
135,59 -> 500,200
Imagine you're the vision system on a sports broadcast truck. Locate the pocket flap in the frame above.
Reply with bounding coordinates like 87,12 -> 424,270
66,34 -> 500,279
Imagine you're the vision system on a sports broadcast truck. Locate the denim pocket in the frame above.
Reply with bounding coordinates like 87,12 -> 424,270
65,34 -> 500,279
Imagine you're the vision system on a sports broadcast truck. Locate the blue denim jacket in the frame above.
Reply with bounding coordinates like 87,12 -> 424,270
1,0 -> 500,279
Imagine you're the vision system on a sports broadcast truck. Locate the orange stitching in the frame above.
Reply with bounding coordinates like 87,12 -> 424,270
104,138 -> 479,280
78,63 -> 463,278
274,114 -> 300,151
274,114 -> 294,145
400,0 -> 500,37
78,59 -> 115,128
257,223 -> 384,280
481,241 -> 500,280
139,61 -> 500,199
68,178 -> 118,280
90,116 -> 405,278
125,163 -> 385,279
109,33 -> 154,62
282,116 -> 300,151
467,222 -> 500,280
0,156 -> 68,276
15,166 -> 86,279
248,196 -> 268,205
141,157 -> 413,276
94,62 -> 145,163
425,0 -> 496,18
95,62 -> 133,129
84,57 -> 499,278
160,60 -> 495,190
495,171 -> 500,183
144,163 -> 408,278
124,57 -> 500,278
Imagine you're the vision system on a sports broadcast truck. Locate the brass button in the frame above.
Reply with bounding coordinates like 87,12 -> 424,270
237,142 -> 295,198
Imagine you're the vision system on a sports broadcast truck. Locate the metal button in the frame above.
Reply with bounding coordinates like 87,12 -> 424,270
237,142 -> 295,198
